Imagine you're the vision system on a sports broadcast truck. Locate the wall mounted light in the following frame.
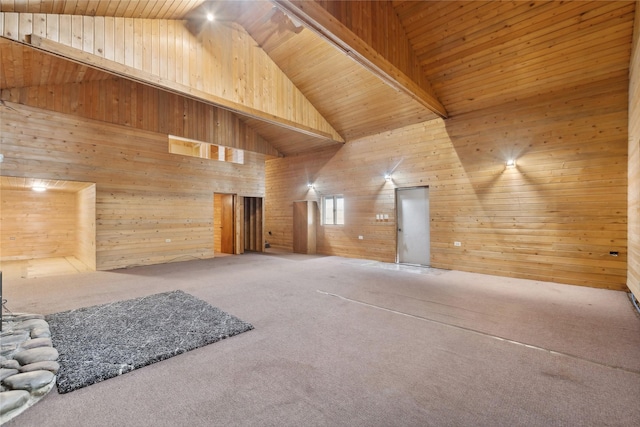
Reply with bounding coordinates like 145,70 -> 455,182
32,185 -> 47,192
206,13 -> 215,22
384,174 -> 392,182
307,183 -> 314,190
506,159 -> 516,168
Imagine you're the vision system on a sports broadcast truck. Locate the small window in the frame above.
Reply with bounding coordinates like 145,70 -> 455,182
323,195 -> 344,225
168,135 -> 244,164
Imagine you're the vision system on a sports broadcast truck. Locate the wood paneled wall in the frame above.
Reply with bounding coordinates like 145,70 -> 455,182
628,1 -> 640,297
1,101 -> 265,270
76,184 -> 96,270
0,12 -> 342,142
1,188 -> 77,260
313,0 -> 429,98
0,78 -> 279,157
266,76 -> 628,290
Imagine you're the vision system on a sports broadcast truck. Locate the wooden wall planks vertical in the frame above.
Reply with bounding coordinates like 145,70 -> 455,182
0,77 -> 279,157
104,16 -> 114,60
0,12 -> 341,142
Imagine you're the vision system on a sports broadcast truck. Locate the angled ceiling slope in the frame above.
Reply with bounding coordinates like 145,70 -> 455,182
231,0 -> 448,141
0,0 -> 451,154
0,2 -> 346,156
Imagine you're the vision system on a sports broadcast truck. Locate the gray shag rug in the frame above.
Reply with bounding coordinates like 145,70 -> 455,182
45,290 -> 254,394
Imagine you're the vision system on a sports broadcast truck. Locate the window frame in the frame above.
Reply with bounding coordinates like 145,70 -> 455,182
322,195 -> 344,226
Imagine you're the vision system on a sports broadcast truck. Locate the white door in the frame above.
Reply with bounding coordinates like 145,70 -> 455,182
397,187 -> 430,265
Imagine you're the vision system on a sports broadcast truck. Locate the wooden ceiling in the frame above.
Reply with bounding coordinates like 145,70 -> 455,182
0,38 -> 111,88
0,1 -> 205,18
394,0 -> 637,117
0,1 -> 636,156
0,175 -> 93,192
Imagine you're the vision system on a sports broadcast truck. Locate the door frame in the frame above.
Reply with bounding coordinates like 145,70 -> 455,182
214,193 -> 265,255
214,192 -> 236,254
395,186 -> 430,266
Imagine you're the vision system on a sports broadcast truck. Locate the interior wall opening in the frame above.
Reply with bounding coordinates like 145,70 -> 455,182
0,177 -> 96,279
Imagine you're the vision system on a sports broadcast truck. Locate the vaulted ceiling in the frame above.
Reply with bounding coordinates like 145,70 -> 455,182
0,1 -> 636,157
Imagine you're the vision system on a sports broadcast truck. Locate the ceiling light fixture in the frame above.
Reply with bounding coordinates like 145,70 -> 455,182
506,159 -> 516,168
32,185 -> 47,192
206,13 -> 215,22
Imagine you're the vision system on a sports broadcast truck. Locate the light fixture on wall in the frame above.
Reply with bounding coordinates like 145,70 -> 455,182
206,12 -> 215,22
506,159 -> 517,168
31,185 -> 47,192
384,174 -> 392,182
307,183 -> 314,190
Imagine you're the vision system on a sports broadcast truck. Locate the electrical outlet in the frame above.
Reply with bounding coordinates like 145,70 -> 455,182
165,239 -> 171,243
454,241 -> 461,247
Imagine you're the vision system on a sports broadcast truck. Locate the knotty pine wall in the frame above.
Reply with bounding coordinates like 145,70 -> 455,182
628,1 -> 640,297
0,12 -> 341,142
0,188 -> 77,260
266,76 -> 628,290
1,101 -> 265,270
0,78 -> 279,157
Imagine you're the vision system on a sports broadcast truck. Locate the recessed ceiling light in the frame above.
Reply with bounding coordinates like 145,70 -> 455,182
206,13 -> 214,22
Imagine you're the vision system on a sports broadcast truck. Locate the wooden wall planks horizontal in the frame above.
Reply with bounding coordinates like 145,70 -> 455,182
628,1 -> 640,297
265,74 -> 628,290
1,101 -> 265,270
0,12 -> 342,143
1,188 -> 77,260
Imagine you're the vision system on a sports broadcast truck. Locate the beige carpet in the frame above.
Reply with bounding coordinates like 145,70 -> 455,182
3,253 -> 640,426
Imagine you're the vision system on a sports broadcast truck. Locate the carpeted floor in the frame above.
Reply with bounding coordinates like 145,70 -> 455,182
3,252 -> 640,426
46,290 -> 253,393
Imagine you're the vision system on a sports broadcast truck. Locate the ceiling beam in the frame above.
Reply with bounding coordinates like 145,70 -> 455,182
273,0 -> 448,119
0,12 -> 344,144
25,34 -> 339,142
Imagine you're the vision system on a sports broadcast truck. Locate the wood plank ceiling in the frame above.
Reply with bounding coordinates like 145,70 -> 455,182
394,0 -> 636,117
0,1 -> 636,156
0,175 -> 93,192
